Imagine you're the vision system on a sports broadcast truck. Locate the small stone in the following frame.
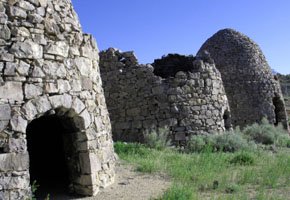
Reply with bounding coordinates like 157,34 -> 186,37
57,79 -> 71,93
10,40 -> 43,59
17,1 -> 35,11
33,95 -> 52,113
0,104 -> 11,120
22,100 -> 38,120
10,115 -> 27,133
43,61 -> 66,78
45,41 -> 69,57
7,138 -> 27,153
9,6 -> 27,19
80,109 -> 91,129
4,62 -> 17,76
44,82 -> 58,93
72,97 -> 86,114
0,25 -> 11,40
49,94 -> 72,109
0,82 -> 23,101
11,26 -> 30,37
28,13 -> 43,24
0,152 -> 29,172
75,57 -> 93,77
24,84 -> 43,99
17,61 -> 30,76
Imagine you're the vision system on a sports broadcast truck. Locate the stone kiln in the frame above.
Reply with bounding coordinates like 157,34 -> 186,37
100,49 -> 231,143
198,28 -> 289,130
0,0 -> 115,199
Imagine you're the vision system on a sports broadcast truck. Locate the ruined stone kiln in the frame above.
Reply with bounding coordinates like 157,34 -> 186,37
0,0 -> 115,199
198,28 -> 289,131
99,28 -> 289,144
100,49 -> 231,144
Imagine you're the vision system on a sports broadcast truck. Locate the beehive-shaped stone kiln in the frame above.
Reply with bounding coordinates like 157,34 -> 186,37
198,28 -> 289,131
0,0 -> 115,199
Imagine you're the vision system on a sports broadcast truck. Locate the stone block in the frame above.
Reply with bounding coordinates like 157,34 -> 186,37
10,115 -> 27,133
45,41 -> 69,57
0,104 -> 11,120
49,94 -> 72,109
0,82 -> 23,101
0,152 -> 29,172
24,84 -> 43,99
9,6 -> 27,19
22,100 -> 38,120
75,57 -> 93,77
11,39 -> 43,59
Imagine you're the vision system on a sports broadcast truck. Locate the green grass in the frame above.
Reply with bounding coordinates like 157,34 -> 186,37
115,142 -> 290,200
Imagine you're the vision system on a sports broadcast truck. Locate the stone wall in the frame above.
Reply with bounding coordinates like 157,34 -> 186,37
99,48 -> 231,143
0,0 -> 115,199
198,29 -> 289,130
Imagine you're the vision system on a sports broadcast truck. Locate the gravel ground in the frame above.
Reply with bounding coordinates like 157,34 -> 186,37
51,162 -> 171,200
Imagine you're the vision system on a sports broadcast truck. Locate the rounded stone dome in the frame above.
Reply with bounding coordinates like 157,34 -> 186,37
198,28 -> 288,130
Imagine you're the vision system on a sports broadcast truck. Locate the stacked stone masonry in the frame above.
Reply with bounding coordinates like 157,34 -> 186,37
0,0 -> 115,199
198,29 -> 289,131
99,29 -> 289,144
100,49 -> 231,143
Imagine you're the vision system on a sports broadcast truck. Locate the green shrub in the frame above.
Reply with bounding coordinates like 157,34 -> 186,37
186,130 -> 251,153
243,119 -> 275,145
213,132 -> 249,152
229,152 -> 254,165
243,118 -> 290,146
144,128 -> 171,150
186,135 -> 207,152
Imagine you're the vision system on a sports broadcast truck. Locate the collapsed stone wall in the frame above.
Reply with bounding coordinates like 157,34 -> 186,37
198,28 -> 289,130
99,48 -> 231,143
0,0 -> 115,199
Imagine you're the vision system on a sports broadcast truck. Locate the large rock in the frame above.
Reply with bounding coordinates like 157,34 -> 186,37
0,82 -> 23,101
10,40 -> 43,59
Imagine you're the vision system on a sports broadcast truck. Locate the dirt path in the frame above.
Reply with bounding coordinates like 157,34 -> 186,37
53,162 -> 171,200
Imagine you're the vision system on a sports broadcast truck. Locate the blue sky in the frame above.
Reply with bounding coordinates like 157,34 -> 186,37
72,0 -> 290,74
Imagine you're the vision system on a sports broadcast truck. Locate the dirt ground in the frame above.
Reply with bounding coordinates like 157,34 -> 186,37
52,162 -> 171,200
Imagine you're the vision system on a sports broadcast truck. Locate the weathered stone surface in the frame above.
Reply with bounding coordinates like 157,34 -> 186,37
0,0 -> 115,198
100,49 -> 231,143
7,138 -> 27,153
10,115 -> 27,133
0,104 -> 11,120
49,94 -> 72,109
9,6 -> 27,19
10,40 -> 43,59
45,41 -> 69,57
33,95 -> 51,113
0,153 -> 29,172
24,84 -> 43,99
43,61 -> 66,78
72,97 -> 86,114
22,101 -> 38,121
0,82 -> 23,101
198,28 -> 289,130
0,25 -> 11,40
75,57 -> 93,77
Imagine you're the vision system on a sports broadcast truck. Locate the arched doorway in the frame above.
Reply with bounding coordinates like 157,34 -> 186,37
26,108 -> 83,198
223,110 -> 231,131
272,96 -> 287,129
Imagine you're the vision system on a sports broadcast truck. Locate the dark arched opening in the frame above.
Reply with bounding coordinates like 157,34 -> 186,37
273,96 -> 287,128
223,110 -> 231,131
26,112 -> 80,198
